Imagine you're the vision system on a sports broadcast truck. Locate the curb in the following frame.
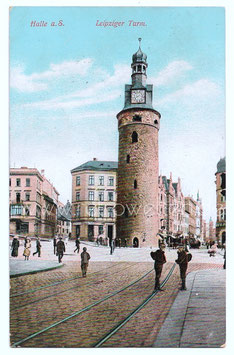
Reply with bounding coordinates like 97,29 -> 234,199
10,263 -> 64,278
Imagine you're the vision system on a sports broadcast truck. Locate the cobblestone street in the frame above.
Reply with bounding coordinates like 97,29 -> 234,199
9,241 -> 225,348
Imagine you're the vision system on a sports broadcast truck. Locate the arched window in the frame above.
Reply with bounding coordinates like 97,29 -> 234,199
124,207 -> 129,218
137,65 -> 141,72
133,115 -> 142,122
127,155 -> 130,163
132,131 -> 138,143
154,119 -> 158,125
134,180 -> 138,189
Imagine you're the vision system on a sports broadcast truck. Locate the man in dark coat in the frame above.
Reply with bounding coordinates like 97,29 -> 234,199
175,245 -> 191,290
56,237 -> 65,263
74,237 -> 80,253
11,236 -> 20,257
150,244 -> 166,291
33,237 -> 41,257
53,236 -> 57,255
80,247 -> 91,277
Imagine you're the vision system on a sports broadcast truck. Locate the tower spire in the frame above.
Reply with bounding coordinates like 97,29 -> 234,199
138,37 -> 142,49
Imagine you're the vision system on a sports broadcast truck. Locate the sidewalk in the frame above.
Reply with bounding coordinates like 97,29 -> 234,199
153,268 -> 226,348
10,259 -> 64,278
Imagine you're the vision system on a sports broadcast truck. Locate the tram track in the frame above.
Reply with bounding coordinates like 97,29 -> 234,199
10,262 -> 126,298
11,263 -> 176,348
10,262 -> 140,311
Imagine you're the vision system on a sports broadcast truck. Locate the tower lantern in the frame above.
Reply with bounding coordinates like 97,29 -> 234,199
116,39 -> 161,248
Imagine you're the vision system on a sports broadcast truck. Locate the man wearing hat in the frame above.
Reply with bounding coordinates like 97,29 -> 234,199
56,237 -> 65,263
80,247 -> 91,277
150,243 -> 167,291
175,244 -> 192,290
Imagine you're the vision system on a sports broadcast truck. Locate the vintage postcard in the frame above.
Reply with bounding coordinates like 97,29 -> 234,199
7,4 -> 228,350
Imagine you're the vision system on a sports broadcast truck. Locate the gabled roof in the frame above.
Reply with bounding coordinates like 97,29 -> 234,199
172,183 -> 178,194
71,161 -> 118,173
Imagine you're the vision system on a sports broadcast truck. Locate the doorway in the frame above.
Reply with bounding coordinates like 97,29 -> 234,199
133,237 -> 139,248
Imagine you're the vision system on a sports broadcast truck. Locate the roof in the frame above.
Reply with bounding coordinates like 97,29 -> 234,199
216,157 -> 226,173
172,183 -> 178,194
162,176 -> 168,190
57,201 -> 71,221
71,161 -> 118,173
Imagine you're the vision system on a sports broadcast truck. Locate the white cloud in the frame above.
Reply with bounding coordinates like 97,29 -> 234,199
10,58 -> 93,93
10,66 -> 48,93
151,60 -> 193,87
23,90 -> 121,110
158,79 -> 221,106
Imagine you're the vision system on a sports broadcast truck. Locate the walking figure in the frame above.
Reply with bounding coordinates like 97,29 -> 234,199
33,237 -> 41,257
11,236 -> 19,257
23,238 -> 31,260
74,237 -> 80,253
56,237 -> 65,263
151,243 -> 167,291
53,236 -> 57,255
81,247 -> 90,277
175,244 -> 192,290
110,239 -> 115,255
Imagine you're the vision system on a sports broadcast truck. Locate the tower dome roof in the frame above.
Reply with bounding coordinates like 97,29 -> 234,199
217,157 -> 226,173
132,38 -> 147,63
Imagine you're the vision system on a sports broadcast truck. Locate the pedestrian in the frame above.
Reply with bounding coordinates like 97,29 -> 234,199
81,247 -> 90,277
150,243 -> 167,291
74,236 -> 80,253
175,245 -> 192,290
56,237 -> 65,263
223,244 -> 226,269
53,236 -> 57,255
33,237 -> 41,257
11,235 -> 19,257
110,239 -> 115,255
96,236 -> 99,246
23,238 -> 31,260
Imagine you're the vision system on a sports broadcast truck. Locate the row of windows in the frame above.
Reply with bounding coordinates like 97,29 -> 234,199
76,175 -> 115,186
11,192 -> 41,203
76,191 -> 114,202
9,178 -> 31,187
132,64 -> 146,73
75,205 -> 114,218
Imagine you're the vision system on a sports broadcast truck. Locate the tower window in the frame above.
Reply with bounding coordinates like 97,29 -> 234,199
132,131 -> 138,143
154,119 -> 158,124
133,115 -> 142,122
143,66 -> 146,71
137,65 -> 141,72
134,180 -> 138,189
127,155 -> 130,163
133,66 -> 137,73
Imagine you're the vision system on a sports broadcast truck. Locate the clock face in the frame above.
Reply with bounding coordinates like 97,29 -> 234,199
131,90 -> 145,104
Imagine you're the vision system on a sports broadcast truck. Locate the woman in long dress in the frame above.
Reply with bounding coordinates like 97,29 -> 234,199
23,238 -> 31,260
11,236 -> 19,257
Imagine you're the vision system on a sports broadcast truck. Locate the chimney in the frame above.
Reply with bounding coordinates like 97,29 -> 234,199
93,158 -> 97,161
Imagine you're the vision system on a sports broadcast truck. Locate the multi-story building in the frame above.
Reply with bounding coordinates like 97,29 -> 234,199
57,200 -> 72,238
71,159 -> 118,243
215,157 -> 226,245
9,167 -> 59,238
158,173 -> 185,236
184,196 -> 197,238
195,191 -> 203,240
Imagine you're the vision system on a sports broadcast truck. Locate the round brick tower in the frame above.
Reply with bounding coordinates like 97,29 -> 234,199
116,39 -> 161,248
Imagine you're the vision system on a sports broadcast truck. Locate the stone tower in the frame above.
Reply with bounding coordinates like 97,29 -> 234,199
116,39 -> 161,248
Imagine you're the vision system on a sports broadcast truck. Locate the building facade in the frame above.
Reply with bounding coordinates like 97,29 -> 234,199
184,196 -> 197,238
9,167 -> 59,238
71,159 -> 117,243
215,157 -> 226,245
57,200 -> 72,238
116,39 -> 161,248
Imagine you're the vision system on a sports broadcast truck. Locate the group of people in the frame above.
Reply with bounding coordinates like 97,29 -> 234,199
151,243 -> 192,291
11,235 -> 41,260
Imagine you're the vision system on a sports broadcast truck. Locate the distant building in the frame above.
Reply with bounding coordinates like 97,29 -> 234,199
9,167 -> 59,238
196,191 -> 203,241
215,157 -> 226,245
158,173 -> 185,236
209,217 -> 215,241
184,196 -> 197,238
57,200 -> 71,238
71,159 -> 117,243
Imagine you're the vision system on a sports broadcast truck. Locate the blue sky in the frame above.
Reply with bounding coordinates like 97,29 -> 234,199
10,6 -> 225,222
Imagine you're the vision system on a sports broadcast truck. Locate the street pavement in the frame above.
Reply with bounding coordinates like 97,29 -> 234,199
9,240 -> 225,348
